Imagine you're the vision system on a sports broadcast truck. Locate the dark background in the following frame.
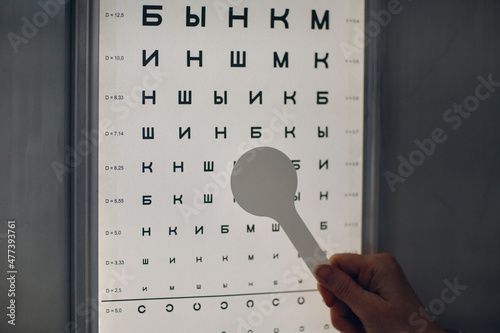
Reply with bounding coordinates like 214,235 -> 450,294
1,0 -> 499,332
378,1 -> 500,332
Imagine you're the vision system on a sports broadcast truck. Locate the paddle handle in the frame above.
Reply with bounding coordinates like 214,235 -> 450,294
278,207 -> 331,274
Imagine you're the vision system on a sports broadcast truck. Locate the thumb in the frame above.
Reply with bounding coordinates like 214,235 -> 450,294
315,264 -> 374,315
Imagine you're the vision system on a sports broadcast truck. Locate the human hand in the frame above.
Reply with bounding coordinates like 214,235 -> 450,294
314,253 -> 445,333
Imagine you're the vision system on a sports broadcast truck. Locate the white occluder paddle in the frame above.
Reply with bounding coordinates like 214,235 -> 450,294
231,146 -> 330,274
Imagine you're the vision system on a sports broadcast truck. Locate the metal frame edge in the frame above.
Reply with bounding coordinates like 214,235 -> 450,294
72,0 -> 99,332
362,0 -> 382,255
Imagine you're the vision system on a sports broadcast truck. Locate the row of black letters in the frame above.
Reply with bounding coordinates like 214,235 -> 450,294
137,159 -> 355,173
135,50 -> 334,68
107,281 -> 310,294
105,221 -> 357,239
129,298 -> 333,329
142,6 -> 333,30
104,160 -> 359,174
134,90 -> 341,105
106,252 -> 317,267
139,126 -> 336,140
133,191 -> 357,206
104,192 -> 358,206
136,222 -> 333,237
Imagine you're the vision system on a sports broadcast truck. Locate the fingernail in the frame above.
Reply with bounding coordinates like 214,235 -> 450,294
314,265 -> 334,284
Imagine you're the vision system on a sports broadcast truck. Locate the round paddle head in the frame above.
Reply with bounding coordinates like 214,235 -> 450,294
231,147 -> 297,220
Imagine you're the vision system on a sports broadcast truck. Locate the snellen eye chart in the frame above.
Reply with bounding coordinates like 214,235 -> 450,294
97,1 -> 365,332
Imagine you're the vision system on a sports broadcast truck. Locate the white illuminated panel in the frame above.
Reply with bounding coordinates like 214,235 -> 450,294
97,1 -> 365,332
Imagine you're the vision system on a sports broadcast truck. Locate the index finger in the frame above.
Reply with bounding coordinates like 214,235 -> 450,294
329,253 -> 369,275
329,253 -> 379,289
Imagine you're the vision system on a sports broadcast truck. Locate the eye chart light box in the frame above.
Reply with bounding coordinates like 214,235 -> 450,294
76,0 -> 378,332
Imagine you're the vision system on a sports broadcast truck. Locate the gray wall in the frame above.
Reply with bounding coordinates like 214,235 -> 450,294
378,1 -> 500,332
0,1 -> 71,332
0,1 -> 499,332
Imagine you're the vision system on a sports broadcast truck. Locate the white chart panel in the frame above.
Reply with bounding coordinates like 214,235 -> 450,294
97,1 -> 365,332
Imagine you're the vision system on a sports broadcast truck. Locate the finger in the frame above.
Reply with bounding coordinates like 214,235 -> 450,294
333,253 -> 413,296
318,286 -> 364,332
329,253 -> 382,289
330,299 -> 365,333
329,253 -> 370,276
317,283 -> 336,307
314,264 -> 375,316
